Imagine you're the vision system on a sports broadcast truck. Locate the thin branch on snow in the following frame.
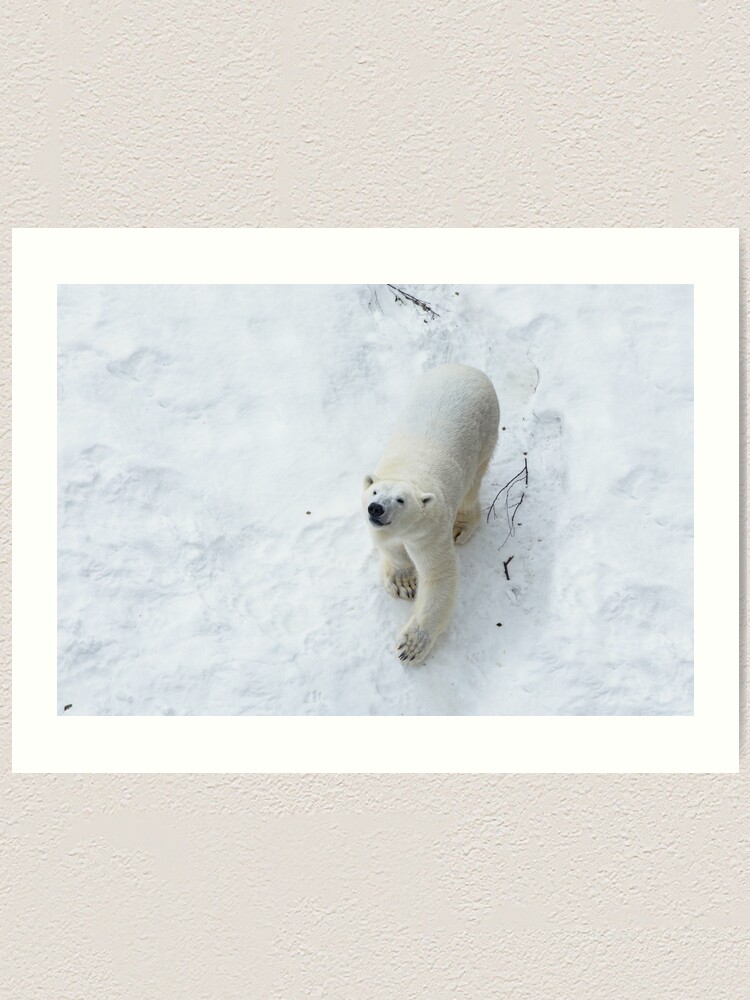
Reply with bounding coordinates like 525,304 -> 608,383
496,492 -> 526,549
510,492 -> 525,531
386,284 -> 441,319
503,556 -> 514,580
485,456 -> 528,524
484,456 -> 529,549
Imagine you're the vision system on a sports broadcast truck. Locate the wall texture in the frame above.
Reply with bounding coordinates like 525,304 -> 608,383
2,2 -> 747,997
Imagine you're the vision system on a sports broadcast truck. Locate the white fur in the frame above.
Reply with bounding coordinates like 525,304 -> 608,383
363,364 -> 500,663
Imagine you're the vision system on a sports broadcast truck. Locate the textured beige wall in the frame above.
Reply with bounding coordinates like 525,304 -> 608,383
2,2 -> 747,997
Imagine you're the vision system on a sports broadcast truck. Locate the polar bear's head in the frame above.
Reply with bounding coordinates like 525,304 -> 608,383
362,474 -> 436,535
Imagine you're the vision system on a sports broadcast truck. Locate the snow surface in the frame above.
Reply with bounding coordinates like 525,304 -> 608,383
57,283 -> 693,716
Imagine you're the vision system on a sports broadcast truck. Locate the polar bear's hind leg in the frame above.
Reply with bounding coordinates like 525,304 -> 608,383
452,502 -> 481,545
453,453 -> 492,545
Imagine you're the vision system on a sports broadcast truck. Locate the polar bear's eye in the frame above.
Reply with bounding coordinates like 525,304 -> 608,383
397,498 -> 405,504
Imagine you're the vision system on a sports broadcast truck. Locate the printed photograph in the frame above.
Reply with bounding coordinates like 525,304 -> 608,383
57,283 -> 693,716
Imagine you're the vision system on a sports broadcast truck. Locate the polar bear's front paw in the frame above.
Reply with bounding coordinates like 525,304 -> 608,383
397,623 -> 432,663
385,569 -> 417,601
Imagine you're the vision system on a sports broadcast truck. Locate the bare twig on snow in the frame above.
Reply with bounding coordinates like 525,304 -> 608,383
484,456 -> 529,549
386,284 -> 440,319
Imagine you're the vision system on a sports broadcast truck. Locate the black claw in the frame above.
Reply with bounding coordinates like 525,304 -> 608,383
409,655 -> 415,661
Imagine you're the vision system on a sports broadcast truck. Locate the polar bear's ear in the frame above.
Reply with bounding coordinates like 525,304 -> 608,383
364,474 -> 376,489
420,493 -> 436,506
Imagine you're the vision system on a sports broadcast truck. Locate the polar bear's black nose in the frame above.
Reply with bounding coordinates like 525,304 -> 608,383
368,502 -> 385,518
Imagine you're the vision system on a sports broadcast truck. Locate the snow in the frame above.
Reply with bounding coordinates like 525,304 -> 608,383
57,283 -> 693,716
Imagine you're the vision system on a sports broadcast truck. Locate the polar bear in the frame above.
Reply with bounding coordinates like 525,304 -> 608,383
362,363 -> 500,664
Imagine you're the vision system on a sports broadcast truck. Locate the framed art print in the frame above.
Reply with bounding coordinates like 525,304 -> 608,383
12,228 -> 739,772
